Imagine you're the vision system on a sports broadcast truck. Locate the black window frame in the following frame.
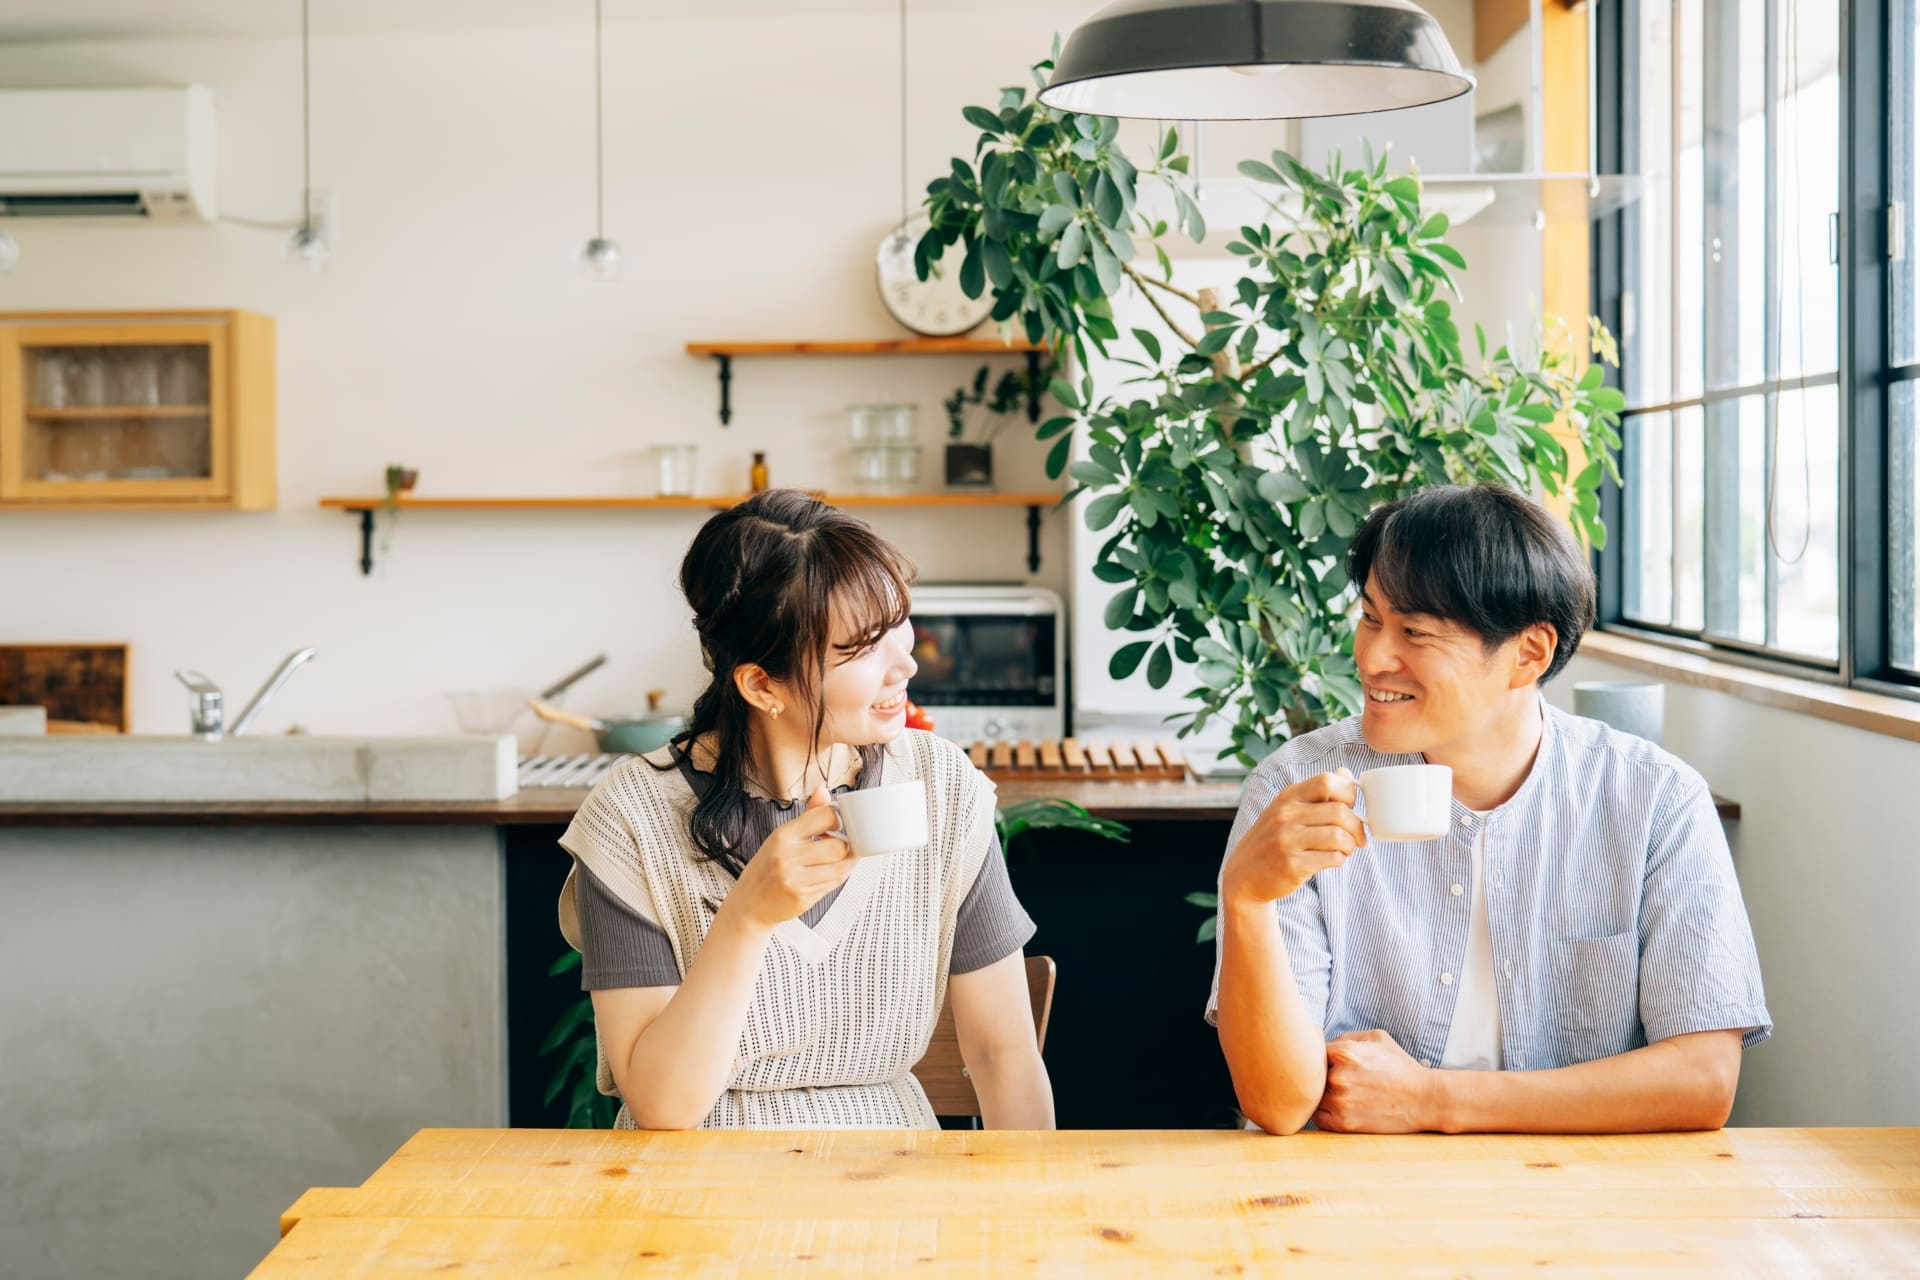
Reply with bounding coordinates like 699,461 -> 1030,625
1592,0 -> 1919,701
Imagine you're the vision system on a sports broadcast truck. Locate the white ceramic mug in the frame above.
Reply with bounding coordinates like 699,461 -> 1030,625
830,779 -> 929,857
1352,764 -> 1452,842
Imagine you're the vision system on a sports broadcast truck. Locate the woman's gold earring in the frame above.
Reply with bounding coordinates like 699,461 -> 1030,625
769,704 -> 782,720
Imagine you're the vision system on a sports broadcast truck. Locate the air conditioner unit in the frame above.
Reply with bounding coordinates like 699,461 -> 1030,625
0,86 -> 216,223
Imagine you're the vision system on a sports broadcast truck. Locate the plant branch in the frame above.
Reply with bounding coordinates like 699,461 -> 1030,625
1127,265 -> 1204,308
1121,261 -> 1203,350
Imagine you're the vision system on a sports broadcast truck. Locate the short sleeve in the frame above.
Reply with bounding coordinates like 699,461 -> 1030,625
947,832 -> 1037,974
1637,773 -> 1773,1048
1204,758 -> 1333,1029
571,858 -> 684,991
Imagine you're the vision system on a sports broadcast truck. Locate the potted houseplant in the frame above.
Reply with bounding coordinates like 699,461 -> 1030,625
940,355 -> 1057,489
917,50 -> 1625,767
380,463 -> 418,555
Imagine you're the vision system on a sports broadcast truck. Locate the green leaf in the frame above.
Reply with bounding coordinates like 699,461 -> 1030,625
1237,159 -> 1286,185
1094,172 -> 1124,225
1184,891 -> 1218,909
958,241 -> 985,298
547,950 -> 582,976
982,238 -> 1013,289
1579,362 -> 1605,391
1104,586 -> 1140,630
1418,212 -> 1451,238
1045,433 -> 1072,478
1109,639 -> 1152,679
1038,203 -> 1074,238
1196,916 -> 1218,944
1131,328 -> 1162,363
1057,219 -> 1088,269
1048,377 -> 1081,409
1086,490 -> 1130,529
1515,402 -> 1558,424
962,105 -> 1003,133
1195,327 -> 1235,357
1256,470 -> 1309,504
1091,241 -> 1123,294
1384,176 -> 1421,203
1429,242 -> 1468,269
1146,642 -> 1173,688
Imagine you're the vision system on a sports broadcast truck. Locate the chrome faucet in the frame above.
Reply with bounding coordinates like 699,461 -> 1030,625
174,647 -> 318,740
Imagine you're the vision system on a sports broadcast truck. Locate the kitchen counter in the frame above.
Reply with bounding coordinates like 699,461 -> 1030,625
0,777 -> 1254,826
0,778 -> 1742,826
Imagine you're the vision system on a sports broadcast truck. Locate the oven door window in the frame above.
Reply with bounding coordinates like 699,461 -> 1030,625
908,615 -> 1055,706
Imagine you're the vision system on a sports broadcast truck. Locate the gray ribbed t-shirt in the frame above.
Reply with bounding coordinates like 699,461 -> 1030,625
573,748 -> 1035,990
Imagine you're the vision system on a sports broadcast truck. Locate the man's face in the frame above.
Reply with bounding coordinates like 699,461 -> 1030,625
1352,586 -> 1530,758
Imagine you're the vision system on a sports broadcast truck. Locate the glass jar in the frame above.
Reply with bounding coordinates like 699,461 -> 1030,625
650,444 -> 697,497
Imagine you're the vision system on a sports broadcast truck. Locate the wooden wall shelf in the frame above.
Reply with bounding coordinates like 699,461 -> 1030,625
318,492 -> 1065,576
684,336 -> 1049,426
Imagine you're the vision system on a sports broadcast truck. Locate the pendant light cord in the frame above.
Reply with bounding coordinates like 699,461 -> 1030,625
898,0 -> 908,234
594,0 -> 606,240
300,0 -> 312,232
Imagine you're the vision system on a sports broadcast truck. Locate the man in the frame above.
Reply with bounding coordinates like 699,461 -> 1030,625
1208,484 -> 1770,1135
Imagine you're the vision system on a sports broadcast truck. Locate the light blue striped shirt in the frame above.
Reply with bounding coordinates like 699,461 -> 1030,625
1205,702 -> 1772,1071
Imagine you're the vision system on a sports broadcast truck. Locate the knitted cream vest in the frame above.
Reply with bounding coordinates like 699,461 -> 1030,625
557,728 -> 997,1129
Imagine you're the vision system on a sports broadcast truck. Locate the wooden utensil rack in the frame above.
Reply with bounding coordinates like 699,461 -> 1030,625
965,737 -> 1189,783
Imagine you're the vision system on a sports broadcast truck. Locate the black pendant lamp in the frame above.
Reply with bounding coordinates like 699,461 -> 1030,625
1038,0 -> 1472,121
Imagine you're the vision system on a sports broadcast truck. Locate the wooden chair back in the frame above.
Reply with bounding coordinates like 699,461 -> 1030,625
910,955 -> 1055,1118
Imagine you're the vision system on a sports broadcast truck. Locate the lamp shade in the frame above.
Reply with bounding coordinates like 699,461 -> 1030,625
1038,0 -> 1472,121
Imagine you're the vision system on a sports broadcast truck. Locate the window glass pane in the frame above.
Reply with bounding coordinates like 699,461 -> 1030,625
1773,1 -> 1839,380
1625,412 -> 1675,625
1735,7 -> 1758,385
1892,382 -> 1919,672
1674,405 -> 1707,629
1895,0 -> 1920,365
1627,1 -> 1674,407
1771,385 -> 1841,658
1737,394 -> 1769,643
1676,0 -> 1705,399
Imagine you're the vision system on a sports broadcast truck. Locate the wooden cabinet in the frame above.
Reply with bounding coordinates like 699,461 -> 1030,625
0,310 -> 275,510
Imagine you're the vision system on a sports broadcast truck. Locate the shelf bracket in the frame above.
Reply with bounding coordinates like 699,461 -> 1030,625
352,508 -> 375,575
1025,504 -> 1042,574
1024,350 -> 1042,423
712,353 -> 733,426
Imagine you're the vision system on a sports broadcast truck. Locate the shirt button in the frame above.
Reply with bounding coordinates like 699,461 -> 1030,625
1450,883 -> 1464,896
1458,814 -> 1473,827
1504,962 -> 1516,978
1440,972 -> 1454,986
1421,1059 -> 1433,1068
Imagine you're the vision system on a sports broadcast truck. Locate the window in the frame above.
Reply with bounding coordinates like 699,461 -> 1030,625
1598,0 -> 1919,696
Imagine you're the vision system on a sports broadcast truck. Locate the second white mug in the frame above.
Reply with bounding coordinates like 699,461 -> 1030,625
830,778 -> 929,857
1353,764 -> 1453,842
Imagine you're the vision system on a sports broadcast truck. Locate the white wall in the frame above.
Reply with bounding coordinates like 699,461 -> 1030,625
0,11 -> 1098,742
1549,654 -> 1920,1127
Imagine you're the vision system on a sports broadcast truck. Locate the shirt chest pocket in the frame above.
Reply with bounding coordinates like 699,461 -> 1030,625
1551,931 -> 1643,1055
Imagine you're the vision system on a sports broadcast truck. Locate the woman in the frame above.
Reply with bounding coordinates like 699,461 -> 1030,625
558,489 -> 1054,1129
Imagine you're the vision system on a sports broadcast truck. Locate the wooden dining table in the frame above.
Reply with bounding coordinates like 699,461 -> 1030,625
250,1126 -> 1919,1277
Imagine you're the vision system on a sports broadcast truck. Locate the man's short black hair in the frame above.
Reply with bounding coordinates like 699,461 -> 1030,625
1345,484 -> 1595,683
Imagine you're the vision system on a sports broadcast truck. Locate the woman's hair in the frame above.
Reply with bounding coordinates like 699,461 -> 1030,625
661,489 -> 916,872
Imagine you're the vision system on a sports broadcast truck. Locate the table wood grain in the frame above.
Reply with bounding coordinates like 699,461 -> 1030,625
250,1127 -> 1917,1277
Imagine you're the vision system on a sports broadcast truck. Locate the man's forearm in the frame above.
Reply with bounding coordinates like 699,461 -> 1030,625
1216,897 -> 1329,1134
1427,1031 -> 1743,1134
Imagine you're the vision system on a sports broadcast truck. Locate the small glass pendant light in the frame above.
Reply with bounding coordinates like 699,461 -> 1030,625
1039,0 -> 1471,121
579,0 -> 622,281
283,0 -> 329,272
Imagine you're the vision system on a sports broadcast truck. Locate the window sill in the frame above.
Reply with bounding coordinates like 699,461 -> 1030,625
1580,631 -> 1920,744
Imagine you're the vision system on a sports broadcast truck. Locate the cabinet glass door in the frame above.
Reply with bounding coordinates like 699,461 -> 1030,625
2,324 -> 228,501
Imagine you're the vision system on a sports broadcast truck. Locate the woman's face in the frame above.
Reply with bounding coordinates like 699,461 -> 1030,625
815,614 -> 919,746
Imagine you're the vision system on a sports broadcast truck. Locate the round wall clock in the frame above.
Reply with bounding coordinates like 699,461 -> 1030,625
875,212 -> 993,338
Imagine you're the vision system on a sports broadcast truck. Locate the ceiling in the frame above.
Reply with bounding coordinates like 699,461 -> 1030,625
0,0 -> 1070,45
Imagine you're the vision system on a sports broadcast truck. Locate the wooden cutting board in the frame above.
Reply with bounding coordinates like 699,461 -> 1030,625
964,736 -> 1188,783
0,643 -> 129,733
